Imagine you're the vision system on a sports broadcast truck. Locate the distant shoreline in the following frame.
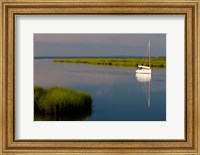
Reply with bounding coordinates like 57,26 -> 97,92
52,57 -> 166,68
34,56 -> 166,60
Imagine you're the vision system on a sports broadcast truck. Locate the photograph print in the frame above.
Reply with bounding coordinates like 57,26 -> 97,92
34,33 -> 166,121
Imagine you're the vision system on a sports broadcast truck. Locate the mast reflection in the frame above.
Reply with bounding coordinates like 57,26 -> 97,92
136,73 -> 151,107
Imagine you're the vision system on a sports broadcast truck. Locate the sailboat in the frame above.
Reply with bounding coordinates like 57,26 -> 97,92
136,40 -> 151,74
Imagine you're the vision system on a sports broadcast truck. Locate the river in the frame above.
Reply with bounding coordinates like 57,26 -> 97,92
34,59 -> 166,121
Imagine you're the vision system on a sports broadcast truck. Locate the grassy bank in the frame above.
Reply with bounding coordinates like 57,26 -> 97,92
53,57 -> 166,68
34,86 -> 92,115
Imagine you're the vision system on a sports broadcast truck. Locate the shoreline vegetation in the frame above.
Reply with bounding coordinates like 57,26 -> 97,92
34,86 -> 93,117
53,57 -> 166,68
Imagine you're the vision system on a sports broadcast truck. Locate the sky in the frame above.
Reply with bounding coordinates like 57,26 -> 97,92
34,33 -> 166,57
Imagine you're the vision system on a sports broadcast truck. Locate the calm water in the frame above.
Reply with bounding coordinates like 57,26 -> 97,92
34,59 -> 166,121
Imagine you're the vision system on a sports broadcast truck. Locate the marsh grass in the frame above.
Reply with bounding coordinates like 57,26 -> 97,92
34,86 -> 46,113
34,86 -> 92,115
53,58 -> 166,68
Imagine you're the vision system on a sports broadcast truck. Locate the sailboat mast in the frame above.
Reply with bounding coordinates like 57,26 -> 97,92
148,40 -> 150,67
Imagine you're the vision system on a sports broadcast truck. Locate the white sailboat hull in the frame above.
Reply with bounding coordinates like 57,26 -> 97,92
136,69 -> 151,74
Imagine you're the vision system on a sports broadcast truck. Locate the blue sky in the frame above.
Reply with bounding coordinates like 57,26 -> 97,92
34,33 -> 166,57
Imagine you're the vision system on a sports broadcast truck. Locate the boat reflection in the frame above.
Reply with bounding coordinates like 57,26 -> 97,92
136,73 -> 151,82
136,73 -> 151,107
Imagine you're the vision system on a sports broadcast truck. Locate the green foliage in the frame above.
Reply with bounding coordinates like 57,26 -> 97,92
53,57 -> 166,68
34,86 -> 92,114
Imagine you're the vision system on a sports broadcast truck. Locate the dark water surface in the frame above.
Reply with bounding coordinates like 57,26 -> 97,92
34,59 -> 166,121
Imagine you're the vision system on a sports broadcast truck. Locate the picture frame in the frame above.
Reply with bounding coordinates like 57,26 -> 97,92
0,0 -> 199,154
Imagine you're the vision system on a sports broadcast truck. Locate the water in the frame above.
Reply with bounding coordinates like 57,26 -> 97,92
34,59 -> 166,121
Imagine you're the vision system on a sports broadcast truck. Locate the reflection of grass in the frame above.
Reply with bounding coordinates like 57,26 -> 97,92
53,58 -> 166,68
34,112 -> 91,121
34,86 -> 92,115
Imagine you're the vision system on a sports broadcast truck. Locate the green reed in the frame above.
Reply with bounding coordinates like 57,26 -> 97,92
34,86 -> 92,114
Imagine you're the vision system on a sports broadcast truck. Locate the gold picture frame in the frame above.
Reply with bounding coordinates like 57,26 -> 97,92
0,0 -> 199,154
